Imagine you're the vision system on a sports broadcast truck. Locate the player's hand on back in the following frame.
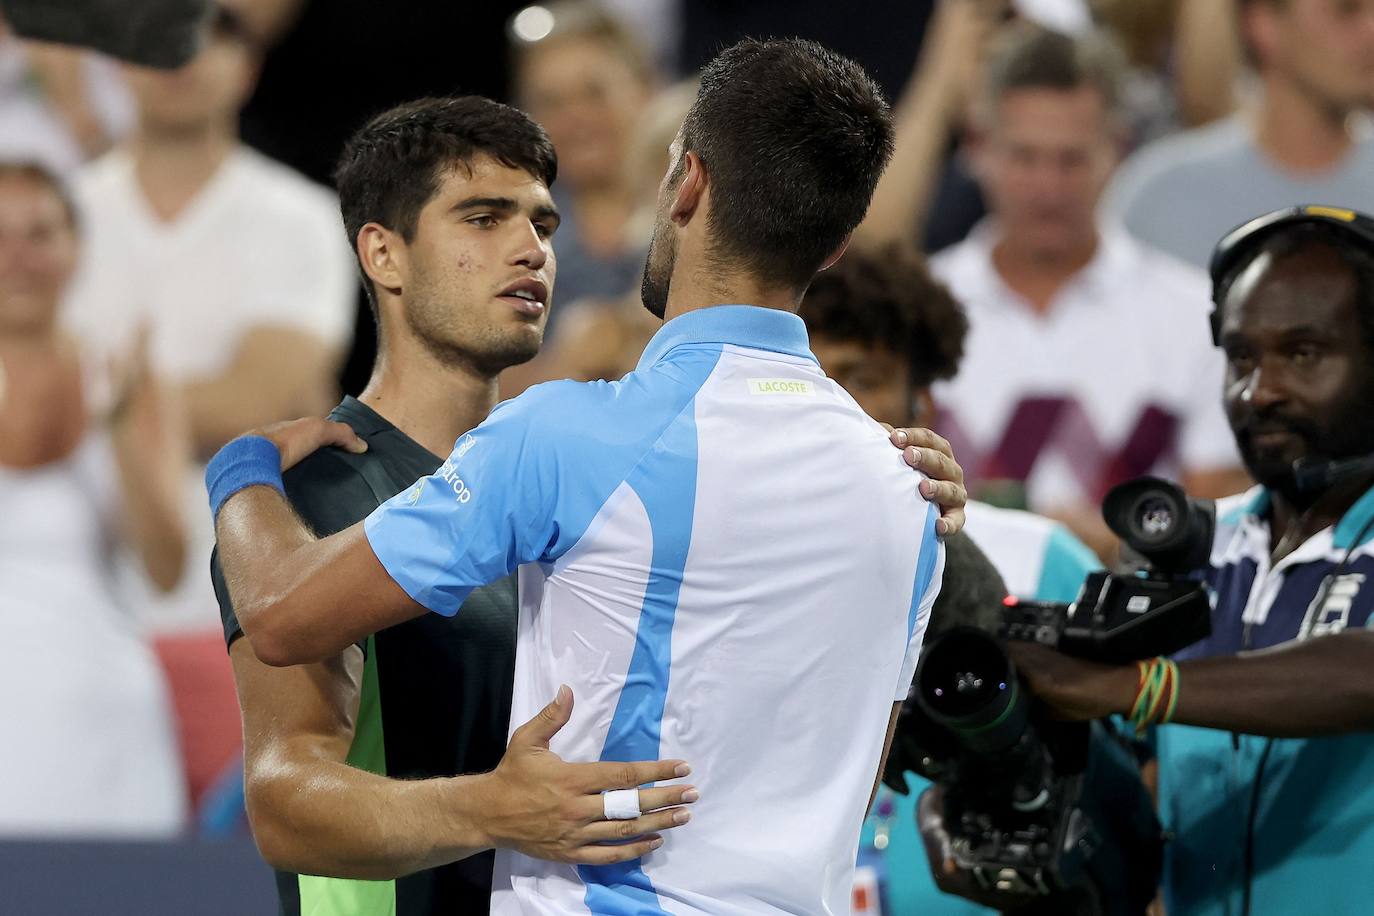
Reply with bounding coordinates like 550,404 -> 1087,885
470,685 -> 698,865
886,425 -> 967,537
249,417 -> 368,471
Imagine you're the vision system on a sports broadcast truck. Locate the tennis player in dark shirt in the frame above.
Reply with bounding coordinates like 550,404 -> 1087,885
212,96 -> 968,916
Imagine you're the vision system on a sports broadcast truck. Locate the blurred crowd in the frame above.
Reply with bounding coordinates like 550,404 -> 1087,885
1,0 -> 1371,902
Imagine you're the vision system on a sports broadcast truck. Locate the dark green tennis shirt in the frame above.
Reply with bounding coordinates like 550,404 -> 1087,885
211,396 -> 517,916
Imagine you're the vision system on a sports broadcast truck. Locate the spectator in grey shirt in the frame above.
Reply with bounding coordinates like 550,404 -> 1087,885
1104,0 -> 1374,267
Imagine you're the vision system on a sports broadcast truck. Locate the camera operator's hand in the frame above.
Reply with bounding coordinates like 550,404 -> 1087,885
1006,642 -> 1137,721
917,785 -> 1040,911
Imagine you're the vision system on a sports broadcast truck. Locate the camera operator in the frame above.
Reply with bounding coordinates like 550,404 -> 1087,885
976,206 -> 1374,914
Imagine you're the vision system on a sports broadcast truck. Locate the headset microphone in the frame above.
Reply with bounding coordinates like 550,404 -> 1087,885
1292,454 -> 1374,493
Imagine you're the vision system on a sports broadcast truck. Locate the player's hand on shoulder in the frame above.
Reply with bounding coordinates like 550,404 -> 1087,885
249,417 -> 367,472
470,685 -> 698,865
886,425 -> 967,537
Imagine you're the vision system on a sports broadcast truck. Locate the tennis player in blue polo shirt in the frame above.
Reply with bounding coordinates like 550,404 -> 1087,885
210,39 -> 953,916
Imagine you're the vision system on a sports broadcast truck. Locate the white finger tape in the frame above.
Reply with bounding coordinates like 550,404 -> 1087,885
602,788 -> 641,820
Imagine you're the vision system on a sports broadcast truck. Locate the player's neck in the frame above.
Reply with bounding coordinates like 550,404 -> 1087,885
358,336 -> 499,459
661,262 -> 801,323
128,123 -> 236,223
1253,75 -> 1357,174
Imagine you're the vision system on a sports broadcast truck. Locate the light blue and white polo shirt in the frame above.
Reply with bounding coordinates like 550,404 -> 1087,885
363,305 -> 945,915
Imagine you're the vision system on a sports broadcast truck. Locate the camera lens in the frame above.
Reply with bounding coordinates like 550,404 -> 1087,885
1128,490 -> 1183,547
916,629 -> 1029,753
921,632 -> 1007,717
1135,497 -> 1175,538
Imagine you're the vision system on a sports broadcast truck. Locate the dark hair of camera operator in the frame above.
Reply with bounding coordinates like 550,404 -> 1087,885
1005,208 -> 1374,914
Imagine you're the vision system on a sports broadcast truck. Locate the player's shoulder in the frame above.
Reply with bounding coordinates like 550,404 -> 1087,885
494,362 -> 711,442
282,445 -> 379,533
488,376 -> 618,432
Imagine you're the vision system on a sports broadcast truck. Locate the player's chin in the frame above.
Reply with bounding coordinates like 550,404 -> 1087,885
497,325 -> 545,366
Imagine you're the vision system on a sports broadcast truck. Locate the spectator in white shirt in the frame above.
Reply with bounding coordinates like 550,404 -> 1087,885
0,161 -> 187,836
62,4 -> 356,633
917,23 -> 1248,556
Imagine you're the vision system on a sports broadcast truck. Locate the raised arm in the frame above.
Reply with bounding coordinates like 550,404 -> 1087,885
216,413 -> 968,667
853,0 -> 1004,251
107,327 -> 188,592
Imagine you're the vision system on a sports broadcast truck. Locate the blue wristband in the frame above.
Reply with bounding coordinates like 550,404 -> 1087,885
206,435 -> 285,519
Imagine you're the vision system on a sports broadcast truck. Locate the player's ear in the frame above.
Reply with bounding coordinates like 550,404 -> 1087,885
669,151 -> 707,227
358,222 -> 405,297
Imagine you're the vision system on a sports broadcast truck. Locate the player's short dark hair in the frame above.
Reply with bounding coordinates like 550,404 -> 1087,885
1218,223 -> 1374,350
334,96 -> 558,316
677,38 -> 893,291
799,243 -> 968,390
0,160 -> 77,228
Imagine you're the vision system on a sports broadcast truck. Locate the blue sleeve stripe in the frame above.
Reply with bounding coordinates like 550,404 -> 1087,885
909,502 -> 941,640
577,406 -> 703,914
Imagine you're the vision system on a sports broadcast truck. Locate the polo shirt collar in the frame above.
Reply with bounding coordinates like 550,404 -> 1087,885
1228,480 -> 1374,553
637,304 -> 817,370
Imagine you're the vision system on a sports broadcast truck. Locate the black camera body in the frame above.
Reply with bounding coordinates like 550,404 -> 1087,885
1002,569 -> 1212,664
1002,475 -> 1216,663
887,477 -> 1216,916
